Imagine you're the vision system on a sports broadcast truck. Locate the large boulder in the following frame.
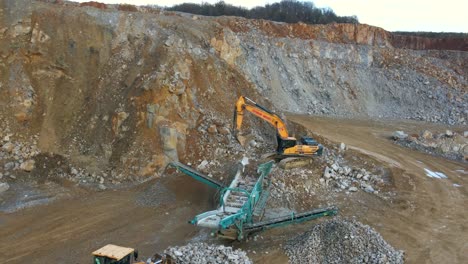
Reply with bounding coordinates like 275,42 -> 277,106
0,182 -> 10,194
20,159 -> 35,172
392,131 -> 408,140
2,142 -> 15,153
445,130 -> 454,137
159,125 -> 179,162
422,130 -> 433,140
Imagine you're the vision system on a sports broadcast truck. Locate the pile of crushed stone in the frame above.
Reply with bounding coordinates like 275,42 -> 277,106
285,219 -> 404,264
165,242 -> 252,264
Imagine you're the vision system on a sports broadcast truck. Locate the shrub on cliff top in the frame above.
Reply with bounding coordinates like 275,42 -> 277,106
167,0 -> 359,25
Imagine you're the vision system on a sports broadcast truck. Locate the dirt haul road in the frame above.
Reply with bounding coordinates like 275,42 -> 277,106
0,176 -> 216,263
1,116 -> 467,263
289,115 -> 467,264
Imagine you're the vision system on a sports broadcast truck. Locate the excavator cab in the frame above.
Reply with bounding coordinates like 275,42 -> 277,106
276,135 -> 298,152
300,136 -> 318,146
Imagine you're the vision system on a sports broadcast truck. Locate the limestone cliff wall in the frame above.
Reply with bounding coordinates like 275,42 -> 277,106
391,35 -> 468,51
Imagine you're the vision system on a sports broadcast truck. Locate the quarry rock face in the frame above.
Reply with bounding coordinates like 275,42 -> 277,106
391,34 -> 468,51
0,0 -> 466,179
218,19 -> 467,124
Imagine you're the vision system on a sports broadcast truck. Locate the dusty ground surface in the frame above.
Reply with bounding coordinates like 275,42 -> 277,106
1,115 -> 466,263
0,175 -> 216,263
288,115 -> 467,264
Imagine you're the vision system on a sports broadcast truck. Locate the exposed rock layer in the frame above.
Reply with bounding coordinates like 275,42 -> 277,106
0,0 -> 466,178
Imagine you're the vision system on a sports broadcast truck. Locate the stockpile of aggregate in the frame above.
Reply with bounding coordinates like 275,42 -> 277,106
165,243 -> 252,264
285,219 -> 404,264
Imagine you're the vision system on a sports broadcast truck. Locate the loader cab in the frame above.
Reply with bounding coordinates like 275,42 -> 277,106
92,244 -> 139,264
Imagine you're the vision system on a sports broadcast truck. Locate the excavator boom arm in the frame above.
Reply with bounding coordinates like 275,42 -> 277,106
234,96 -> 290,138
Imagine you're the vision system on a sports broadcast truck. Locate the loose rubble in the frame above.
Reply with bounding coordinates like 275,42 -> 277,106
0,131 -> 40,172
285,219 -> 404,264
321,145 -> 384,195
322,163 -> 380,194
392,129 -> 468,162
164,243 -> 252,264
265,140 -> 388,214
0,126 -> 126,188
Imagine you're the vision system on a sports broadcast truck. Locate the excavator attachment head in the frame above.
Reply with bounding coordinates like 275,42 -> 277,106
233,127 -> 252,147
235,132 -> 257,148
235,133 -> 248,147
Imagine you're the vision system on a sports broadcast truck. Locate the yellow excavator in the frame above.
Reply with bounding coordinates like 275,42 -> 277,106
234,96 -> 323,165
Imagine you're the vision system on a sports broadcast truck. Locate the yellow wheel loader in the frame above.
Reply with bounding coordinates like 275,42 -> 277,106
92,244 -> 174,264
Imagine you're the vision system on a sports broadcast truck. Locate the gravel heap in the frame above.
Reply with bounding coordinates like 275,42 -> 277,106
285,219 -> 404,264
0,128 -> 128,188
165,243 -> 252,264
320,145 -> 385,194
1,132 -> 40,173
322,162 -> 381,194
392,129 -> 467,162
269,143 -> 386,210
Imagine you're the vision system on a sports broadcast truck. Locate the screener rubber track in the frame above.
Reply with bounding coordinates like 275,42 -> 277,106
244,206 -> 338,234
